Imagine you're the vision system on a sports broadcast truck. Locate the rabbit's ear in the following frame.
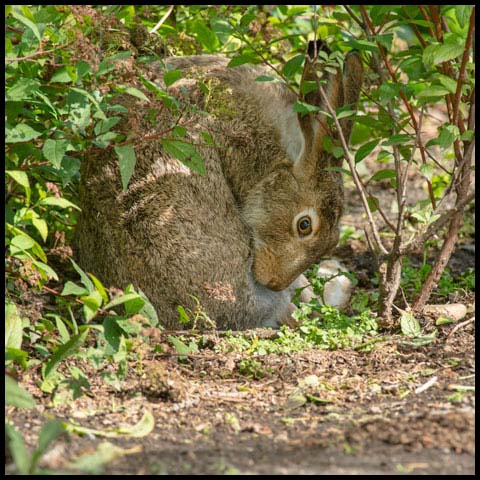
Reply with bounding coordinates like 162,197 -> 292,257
339,51 -> 364,148
295,41 -> 363,175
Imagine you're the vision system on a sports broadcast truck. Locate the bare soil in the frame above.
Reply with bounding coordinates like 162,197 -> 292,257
5,316 -> 475,475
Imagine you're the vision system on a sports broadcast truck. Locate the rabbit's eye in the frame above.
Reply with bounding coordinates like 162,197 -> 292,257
297,216 -> 312,236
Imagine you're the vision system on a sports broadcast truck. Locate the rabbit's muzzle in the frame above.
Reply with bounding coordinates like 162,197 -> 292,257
252,227 -> 340,291
252,246 -> 310,292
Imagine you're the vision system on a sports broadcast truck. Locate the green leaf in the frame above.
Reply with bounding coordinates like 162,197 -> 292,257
436,316 -> 454,326
374,33 -> 393,51
227,54 -> 258,68
122,87 -> 150,102
39,196 -> 81,210
104,292 -> 142,311
5,375 -> 35,409
51,66 -> 77,83
32,260 -> 59,281
168,335 -> 198,360
31,217 -> 48,242
43,329 -> 89,379
88,273 -> 109,304
70,87 -> 106,120
137,289 -> 159,327
455,5 -> 473,28
192,20 -> 219,52
31,420 -> 66,471
369,169 -> 396,182
70,258 -> 95,293
300,80 -> 318,95
5,123 -> 42,143
161,139 -> 205,174
42,139 -> 69,169
400,310 -> 421,337
436,74 -> 458,94
367,196 -> 379,213
354,140 -> 379,163
80,290 -> 103,310
5,423 -> 31,475
419,163 -> 435,181
437,124 -> 460,150
344,38 -> 379,53
293,101 -> 321,116
423,38 -> 465,68
417,85 -> 451,98
7,225 -> 47,262
67,441 -> 141,474
282,54 -> 305,78
177,305 -> 190,324
5,348 -> 28,369
6,302 -> 24,350
119,410 -> 155,437
103,317 -> 123,352
12,10 -> 42,42
6,78 -> 40,101
54,316 -> 71,343
64,410 -> 155,438
381,134 -> 412,146
10,234 -> 35,252
61,281 -> 88,297
163,69 -> 182,87
6,170 -> 31,203
255,75 -> 276,82
95,52 -> 132,76
114,144 -> 137,191
336,109 -> 356,120
94,117 -> 121,136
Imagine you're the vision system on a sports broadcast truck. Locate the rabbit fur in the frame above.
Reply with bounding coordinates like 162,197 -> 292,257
76,45 -> 363,329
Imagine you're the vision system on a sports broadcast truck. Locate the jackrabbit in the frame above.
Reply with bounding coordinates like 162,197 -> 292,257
76,41 -> 363,329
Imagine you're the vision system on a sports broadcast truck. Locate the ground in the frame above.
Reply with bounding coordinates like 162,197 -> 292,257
5,169 -> 475,475
5,316 -> 475,475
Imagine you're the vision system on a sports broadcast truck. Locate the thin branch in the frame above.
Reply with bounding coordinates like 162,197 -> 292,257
5,44 -> 72,62
343,5 -> 365,29
401,7 -> 427,48
317,83 -> 388,255
418,6 -> 436,39
400,191 -> 475,255
229,22 -> 299,98
452,7 -> 475,129
150,5 -> 175,34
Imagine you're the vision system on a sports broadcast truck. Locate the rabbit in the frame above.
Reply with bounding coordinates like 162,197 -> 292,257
76,40 -> 363,330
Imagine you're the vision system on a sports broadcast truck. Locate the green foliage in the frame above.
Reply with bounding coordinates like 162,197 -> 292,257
6,419 -> 67,475
220,305 -> 378,356
401,257 -> 475,300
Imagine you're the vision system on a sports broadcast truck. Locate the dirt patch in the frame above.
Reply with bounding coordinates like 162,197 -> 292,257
6,315 -> 475,474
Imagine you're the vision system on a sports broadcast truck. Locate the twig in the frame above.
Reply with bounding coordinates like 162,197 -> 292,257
447,317 -> 475,340
228,22 -> 299,98
42,285 -> 110,317
343,5 -> 365,29
413,134 -> 474,310
414,376 -> 438,394
5,44 -> 72,62
317,82 -> 388,255
150,5 -> 175,34
400,191 -> 475,255
452,7 -> 475,129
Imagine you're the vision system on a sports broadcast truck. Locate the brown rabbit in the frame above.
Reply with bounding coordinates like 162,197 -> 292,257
76,41 -> 363,329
